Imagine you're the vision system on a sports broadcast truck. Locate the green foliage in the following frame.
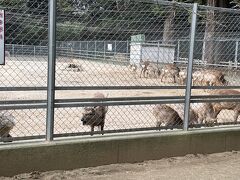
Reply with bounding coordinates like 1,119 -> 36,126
58,0 -> 73,12
0,0 -> 25,8
57,22 -> 85,41
1,0 -> 237,44
152,4 -> 165,16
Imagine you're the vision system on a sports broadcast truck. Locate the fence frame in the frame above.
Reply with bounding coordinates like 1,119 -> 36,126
46,0 -> 57,141
2,0 -> 240,143
183,3 -> 198,131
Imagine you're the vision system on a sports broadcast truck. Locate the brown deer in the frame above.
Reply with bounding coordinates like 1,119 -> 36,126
160,64 -> 180,83
81,93 -> 108,135
139,60 -> 150,78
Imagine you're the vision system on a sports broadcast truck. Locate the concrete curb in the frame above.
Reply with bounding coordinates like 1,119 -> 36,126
1,128 -> 240,177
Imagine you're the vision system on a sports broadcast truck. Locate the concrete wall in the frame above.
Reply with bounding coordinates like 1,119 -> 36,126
1,128 -> 240,177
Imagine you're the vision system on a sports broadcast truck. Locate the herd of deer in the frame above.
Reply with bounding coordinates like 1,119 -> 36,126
79,62 -> 239,134
128,60 -> 227,86
153,89 -> 240,128
80,89 -> 240,135
0,60 -> 237,140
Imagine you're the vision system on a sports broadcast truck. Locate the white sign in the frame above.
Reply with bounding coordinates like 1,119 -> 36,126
107,44 -> 112,51
0,10 -> 5,65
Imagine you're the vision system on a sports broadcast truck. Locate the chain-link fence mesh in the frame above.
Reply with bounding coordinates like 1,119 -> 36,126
55,0 -> 192,87
2,0 -> 240,143
54,104 -> 185,136
192,5 -> 240,87
0,1 -> 48,142
0,0 -> 48,87
188,5 -> 240,128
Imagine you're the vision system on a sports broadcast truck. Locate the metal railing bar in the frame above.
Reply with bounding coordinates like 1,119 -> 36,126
1,85 -> 240,92
0,135 -> 45,143
2,96 -> 240,110
53,126 -> 183,138
54,99 -> 185,108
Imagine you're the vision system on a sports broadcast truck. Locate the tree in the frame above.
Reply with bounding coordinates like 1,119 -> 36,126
169,0 -> 232,64
26,0 -> 48,13
201,0 -> 231,64
160,0 -> 205,45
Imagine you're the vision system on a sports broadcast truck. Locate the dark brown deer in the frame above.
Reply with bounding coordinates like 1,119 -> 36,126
81,93 -> 108,135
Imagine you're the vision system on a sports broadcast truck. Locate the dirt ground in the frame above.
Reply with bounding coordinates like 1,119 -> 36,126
1,151 -> 240,180
0,57 -> 239,137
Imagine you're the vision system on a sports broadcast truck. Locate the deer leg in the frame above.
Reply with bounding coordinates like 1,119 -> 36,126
100,124 -> 104,135
140,69 -> 143,78
213,109 -> 221,119
156,122 -> 162,131
90,125 -> 94,136
233,110 -> 239,123
143,69 -> 146,78
160,74 -> 164,82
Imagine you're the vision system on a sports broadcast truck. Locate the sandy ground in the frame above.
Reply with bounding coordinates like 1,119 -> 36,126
1,151 -> 240,179
0,56 -> 239,138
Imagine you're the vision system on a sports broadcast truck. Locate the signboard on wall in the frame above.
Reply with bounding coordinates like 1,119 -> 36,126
131,34 -> 145,43
0,9 -> 5,65
107,44 -> 112,51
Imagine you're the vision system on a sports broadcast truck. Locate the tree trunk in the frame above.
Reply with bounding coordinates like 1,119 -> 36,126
162,4 -> 176,45
202,0 -> 216,64
202,0 -> 229,64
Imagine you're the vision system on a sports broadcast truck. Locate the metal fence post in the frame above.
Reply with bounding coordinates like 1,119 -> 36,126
235,41 -> 238,68
157,41 -> 160,65
126,40 -> 129,59
87,41 -> 89,58
95,41 -> 97,59
12,44 -> 14,57
79,41 -> 82,57
115,40 -> 117,55
104,41 -> 106,60
46,0 -> 56,141
177,40 -> 180,62
22,44 -> 23,55
183,3 -> 198,131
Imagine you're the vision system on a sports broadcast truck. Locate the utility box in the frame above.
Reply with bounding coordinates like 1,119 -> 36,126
130,35 -> 176,66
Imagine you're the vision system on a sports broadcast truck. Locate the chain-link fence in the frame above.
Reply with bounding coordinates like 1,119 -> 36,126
0,0 -> 48,143
1,0 -> 240,143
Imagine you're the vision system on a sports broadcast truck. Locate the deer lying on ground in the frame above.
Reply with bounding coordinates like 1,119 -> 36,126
192,69 -> 227,86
